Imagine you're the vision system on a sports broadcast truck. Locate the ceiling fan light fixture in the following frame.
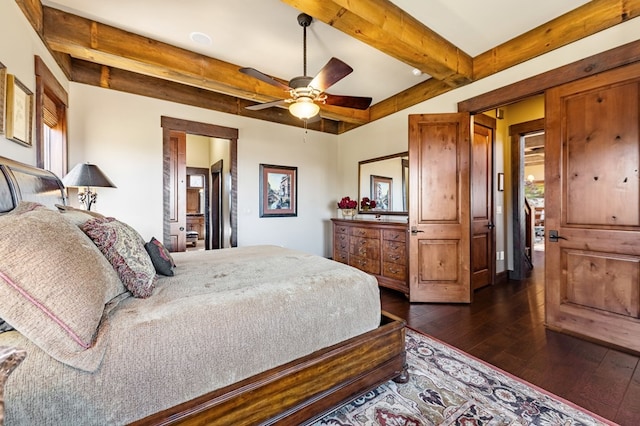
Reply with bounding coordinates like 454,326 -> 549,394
289,97 -> 320,119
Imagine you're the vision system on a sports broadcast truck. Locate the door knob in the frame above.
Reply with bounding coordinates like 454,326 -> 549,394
179,226 -> 185,231
548,230 -> 567,242
487,222 -> 495,229
410,226 -> 424,234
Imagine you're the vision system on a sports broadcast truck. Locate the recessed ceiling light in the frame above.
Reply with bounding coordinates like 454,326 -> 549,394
411,68 -> 422,76
190,31 -> 212,46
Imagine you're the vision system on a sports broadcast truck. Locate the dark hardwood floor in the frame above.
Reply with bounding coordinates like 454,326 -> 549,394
380,250 -> 640,425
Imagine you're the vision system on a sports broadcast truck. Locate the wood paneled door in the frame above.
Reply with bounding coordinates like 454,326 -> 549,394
545,61 -> 640,353
168,130 -> 186,252
408,113 -> 472,303
471,115 -> 496,290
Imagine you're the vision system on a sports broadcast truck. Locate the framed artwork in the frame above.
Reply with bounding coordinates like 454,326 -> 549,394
0,62 -> 5,134
5,74 -> 34,146
259,164 -> 297,217
371,175 -> 392,211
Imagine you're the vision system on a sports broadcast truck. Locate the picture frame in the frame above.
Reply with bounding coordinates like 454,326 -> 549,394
5,74 -> 34,147
371,175 -> 392,211
497,172 -> 504,191
259,164 -> 297,217
0,62 -> 6,135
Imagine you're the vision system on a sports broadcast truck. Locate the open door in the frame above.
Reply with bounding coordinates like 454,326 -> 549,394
408,113 -> 472,303
471,115 -> 496,290
168,130 -> 186,252
545,62 -> 640,352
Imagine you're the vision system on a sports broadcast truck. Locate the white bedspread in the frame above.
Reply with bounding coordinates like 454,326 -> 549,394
2,246 -> 380,425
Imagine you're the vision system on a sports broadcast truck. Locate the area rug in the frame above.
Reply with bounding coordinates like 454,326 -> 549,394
311,329 -> 615,426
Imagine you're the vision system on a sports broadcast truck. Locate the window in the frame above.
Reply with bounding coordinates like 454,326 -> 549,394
35,56 -> 68,178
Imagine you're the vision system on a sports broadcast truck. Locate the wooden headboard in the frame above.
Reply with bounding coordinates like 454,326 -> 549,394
0,156 -> 66,213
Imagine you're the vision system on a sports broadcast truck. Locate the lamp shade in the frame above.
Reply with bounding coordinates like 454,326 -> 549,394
62,163 -> 116,188
289,98 -> 320,119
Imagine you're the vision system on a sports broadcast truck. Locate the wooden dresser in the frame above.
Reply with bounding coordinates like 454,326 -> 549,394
332,219 -> 409,295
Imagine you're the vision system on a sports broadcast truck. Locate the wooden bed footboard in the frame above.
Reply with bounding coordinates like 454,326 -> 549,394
131,312 -> 407,426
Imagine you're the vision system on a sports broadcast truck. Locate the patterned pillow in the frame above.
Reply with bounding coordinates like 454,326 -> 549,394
82,217 -> 157,298
0,204 -> 126,371
144,237 -> 175,276
0,347 -> 27,426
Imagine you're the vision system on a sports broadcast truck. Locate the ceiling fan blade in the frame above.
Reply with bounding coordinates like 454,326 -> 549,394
324,93 -> 372,110
245,100 -> 288,111
309,58 -> 353,92
239,67 -> 291,91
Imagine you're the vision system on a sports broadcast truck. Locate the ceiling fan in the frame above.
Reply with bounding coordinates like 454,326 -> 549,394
239,13 -> 372,120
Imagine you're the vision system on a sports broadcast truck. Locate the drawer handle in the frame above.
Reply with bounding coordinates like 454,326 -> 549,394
389,268 -> 399,274
359,250 -> 367,256
389,255 -> 400,260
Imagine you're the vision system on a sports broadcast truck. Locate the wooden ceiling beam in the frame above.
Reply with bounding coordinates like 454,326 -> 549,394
280,0 -> 473,87
473,0 -> 640,80
70,58 -> 342,134
41,6 -> 368,125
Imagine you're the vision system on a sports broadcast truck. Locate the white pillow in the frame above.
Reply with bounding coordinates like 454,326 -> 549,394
0,203 -> 126,371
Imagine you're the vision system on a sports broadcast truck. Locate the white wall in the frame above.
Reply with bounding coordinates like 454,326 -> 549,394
68,84 -> 339,256
0,1 -> 68,164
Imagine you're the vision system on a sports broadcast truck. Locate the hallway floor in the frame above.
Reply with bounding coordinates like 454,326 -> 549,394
380,251 -> 640,425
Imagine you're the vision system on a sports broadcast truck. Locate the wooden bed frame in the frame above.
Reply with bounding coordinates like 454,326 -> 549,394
0,155 -> 408,425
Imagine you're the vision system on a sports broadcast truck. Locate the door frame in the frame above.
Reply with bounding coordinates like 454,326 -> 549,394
161,116 -> 238,248
458,40 -> 640,278
509,119 -> 544,280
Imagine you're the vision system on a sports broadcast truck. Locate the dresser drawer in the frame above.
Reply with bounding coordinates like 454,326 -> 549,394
383,228 -> 406,243
335,232 -> 349,248
349,255 -> 380,275
383,262 -> 406,281
350,238 -> 380,259
350,227 -> 380,239
383,240 -> 406,265
335,224 -> 349,235
333,250 -> 348,264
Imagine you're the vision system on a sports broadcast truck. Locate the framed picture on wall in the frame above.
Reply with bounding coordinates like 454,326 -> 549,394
5,74 -> 34,147
371,175 -> 392,211
259,164 -> 297,217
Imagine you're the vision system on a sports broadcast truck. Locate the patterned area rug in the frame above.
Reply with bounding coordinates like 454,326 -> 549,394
312,329 -> 615,426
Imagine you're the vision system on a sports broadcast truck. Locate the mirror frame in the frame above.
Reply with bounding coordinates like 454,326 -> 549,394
358,151 -> 409,215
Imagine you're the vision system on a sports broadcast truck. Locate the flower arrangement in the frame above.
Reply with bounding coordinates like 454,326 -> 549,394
360,197 -> 377,209
337,196 -> 357,209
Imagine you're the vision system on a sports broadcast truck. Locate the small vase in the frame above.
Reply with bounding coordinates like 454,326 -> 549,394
341,208 -> 355,219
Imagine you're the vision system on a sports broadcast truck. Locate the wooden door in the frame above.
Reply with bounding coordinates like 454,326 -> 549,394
168,130 -> 186,252
408,113 -> 472,303
545,62 -> 640,353
471,115 -> 496,290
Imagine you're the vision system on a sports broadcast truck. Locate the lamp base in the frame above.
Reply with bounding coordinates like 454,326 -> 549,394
78,188 -> 97,211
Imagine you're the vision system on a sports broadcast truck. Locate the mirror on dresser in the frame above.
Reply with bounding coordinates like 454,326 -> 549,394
358,152 -> 409,215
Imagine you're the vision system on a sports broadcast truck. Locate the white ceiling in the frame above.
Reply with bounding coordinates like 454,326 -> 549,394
41,0 -> 590,105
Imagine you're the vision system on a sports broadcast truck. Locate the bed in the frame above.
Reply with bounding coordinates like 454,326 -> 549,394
0,156 -> 407,425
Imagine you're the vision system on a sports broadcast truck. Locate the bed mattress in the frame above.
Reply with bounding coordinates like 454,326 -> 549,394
1,245 -> 381,425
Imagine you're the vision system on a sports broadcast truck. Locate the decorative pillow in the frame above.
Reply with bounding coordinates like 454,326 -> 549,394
0,346 -> 27,426
82,217 -> 157,298
144,237 -> 175,276
10,201 -> 45,214
0,204 -> 127,371
55,204 -> 104,227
